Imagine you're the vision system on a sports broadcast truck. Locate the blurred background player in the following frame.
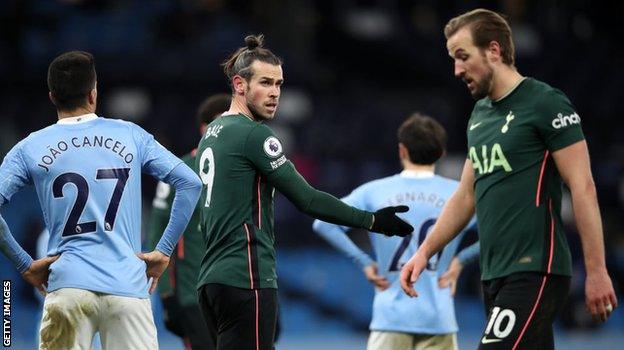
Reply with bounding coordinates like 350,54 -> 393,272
401,9 -> 618,350
148,93 -> 231,350
314,114 -> 479,350
0,51 -> 201,349
196,34 -> 413,350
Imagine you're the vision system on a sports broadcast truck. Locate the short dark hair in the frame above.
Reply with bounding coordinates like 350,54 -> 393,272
197,93 -> 231,126
47,51 -> 97,111
444,9 -> 515,65
221,34 -> 282,91
397,113 -> 447,165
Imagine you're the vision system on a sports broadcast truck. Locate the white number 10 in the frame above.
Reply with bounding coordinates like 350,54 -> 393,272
199,147 -> 215,207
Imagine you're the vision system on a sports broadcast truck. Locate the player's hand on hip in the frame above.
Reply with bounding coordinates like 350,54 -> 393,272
137,250 -> 170,294
363,263 -> 390,291
585,267 -> 618,322
370,205 -> 414,237
400,251 -> 427,297
21,255 -> 60,296
438,257 -> 463,297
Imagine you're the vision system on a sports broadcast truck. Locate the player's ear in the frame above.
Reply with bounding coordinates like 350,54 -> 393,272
48,92 -> 56,106
487,40 -> 502,63
199,122 -> 208,136
232,75 -> 246,95
398,143 -> 408,160
88,88 -> 97,105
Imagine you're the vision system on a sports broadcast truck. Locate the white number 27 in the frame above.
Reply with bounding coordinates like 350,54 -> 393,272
199,147 -> 215,207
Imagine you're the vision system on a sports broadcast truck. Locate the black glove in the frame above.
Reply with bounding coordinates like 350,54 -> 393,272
161,295 -> 186,338
370,205 -> 413,237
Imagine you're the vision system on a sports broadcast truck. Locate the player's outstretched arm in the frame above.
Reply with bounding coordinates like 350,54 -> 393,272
369,206 -> 413,236
271,163 -> 413,236
552,140 -> 618,322
401,159 -> 476,297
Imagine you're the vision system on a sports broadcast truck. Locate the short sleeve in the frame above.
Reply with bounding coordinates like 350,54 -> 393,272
244,124 -> 290,175
535,89 -> 585,152
0,141 -> 31,201
132,124 -> 183,180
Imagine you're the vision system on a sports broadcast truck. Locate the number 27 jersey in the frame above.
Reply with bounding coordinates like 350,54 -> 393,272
0,115 -> 182,298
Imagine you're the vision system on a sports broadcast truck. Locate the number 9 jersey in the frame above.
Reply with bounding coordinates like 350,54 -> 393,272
0,115 -> 182,298
195,114 -> 294,290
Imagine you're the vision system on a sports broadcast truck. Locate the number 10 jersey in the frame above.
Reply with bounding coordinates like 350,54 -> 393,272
0,115 -> 182,298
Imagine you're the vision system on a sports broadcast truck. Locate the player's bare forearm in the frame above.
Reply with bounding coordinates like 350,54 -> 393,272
569,180 -> 606,272
420,160 -> 475,258
554,141 -> 617,321
553,141 -> 606,272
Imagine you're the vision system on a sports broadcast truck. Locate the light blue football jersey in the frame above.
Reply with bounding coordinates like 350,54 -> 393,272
0,114 -> 181,298
314,171 -> 477,334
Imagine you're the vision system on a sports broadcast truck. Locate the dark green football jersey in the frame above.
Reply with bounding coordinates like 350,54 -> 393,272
147,152 -> 203,306
466,78 -> 584,280
196,114 -> 372,290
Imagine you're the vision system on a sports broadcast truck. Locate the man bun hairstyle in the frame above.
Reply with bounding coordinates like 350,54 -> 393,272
197,93 -> 231,126
222,34 -> 282,90
398,113 -> 447,165
444,8 -> 515,66
244,35 -> 262,50
47,50 -> 97,111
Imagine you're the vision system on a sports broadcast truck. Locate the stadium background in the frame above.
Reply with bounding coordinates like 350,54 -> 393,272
0,0 -> 622,348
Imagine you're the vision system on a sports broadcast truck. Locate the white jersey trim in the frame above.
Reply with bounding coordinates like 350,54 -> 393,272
399,170 -> 435,178
57,113 -> 98,124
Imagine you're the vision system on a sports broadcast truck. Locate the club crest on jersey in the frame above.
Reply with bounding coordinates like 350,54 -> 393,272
501,111 -> 514,133
263,136 -> 283,157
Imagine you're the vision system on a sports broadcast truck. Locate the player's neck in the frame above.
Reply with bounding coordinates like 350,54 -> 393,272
489,66 -> 523,101
57,106 -> 95,120
228,98 -> 255,121
402,162 -> 435,173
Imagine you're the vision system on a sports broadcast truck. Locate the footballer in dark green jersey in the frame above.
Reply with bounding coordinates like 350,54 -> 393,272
147,93 -> 230,349
401,8 -> 617,350
196,34 -> 413,350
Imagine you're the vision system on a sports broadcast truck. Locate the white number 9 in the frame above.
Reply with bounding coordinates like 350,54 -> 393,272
199,147 -> 215,207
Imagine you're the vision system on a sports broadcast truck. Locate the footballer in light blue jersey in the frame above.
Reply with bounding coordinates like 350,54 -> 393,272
0,51 -> 201,349
314,173 -> 477,332
313,114 -> 478,350
0,115 -> 184,298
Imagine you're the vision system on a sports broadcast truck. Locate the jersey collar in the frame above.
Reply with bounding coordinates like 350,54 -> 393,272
491,77 -> 527,103
57,113 -> 98,124
400,170 -> 435,178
